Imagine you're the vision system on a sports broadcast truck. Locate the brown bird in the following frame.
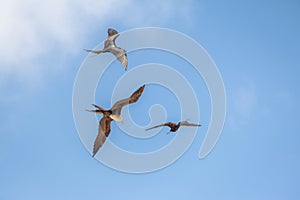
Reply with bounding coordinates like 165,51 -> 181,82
86,85 -> 145,157
84,28 -> 128,70
145,120 -> 201,133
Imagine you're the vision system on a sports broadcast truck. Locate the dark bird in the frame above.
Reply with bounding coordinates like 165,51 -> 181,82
86,85 -> 145,157
145,120 -> 201,133
84,28 -> 128,70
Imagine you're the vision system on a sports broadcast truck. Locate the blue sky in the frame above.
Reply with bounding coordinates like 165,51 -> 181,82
1,0 -> 300,199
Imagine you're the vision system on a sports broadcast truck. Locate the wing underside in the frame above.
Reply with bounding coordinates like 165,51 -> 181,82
93,116 -> 112,157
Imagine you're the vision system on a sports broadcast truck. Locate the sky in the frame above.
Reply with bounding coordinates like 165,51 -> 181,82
0,0 -> 300,199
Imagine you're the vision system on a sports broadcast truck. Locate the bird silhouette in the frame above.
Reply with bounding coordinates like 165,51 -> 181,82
84,28 -> 128,70
145,120 -> 201,133
86,85 -> 145,157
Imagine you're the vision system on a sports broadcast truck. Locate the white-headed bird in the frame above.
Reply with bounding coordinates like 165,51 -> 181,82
86,85 -> 145,157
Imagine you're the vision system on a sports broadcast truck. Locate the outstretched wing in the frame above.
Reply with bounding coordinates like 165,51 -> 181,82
109,47 -> 128,70
84,49 -> 104,54
111,85 -> 145,117
145,123 -> 167,131
180,121 -> 201,127
93,116 -> 112,157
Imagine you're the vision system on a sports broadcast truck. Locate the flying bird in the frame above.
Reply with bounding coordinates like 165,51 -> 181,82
145,120 -> 201,133
86,85 -> 145,157
84,28 -> 128,70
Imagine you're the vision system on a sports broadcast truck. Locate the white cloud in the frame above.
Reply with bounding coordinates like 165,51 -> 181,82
0,0 -> 196,81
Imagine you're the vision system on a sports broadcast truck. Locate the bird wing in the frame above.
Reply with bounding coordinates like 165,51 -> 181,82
180,121 -> 201,127
145,123 -> 167,131
84,49 -> 103,54
93,116 -> 112,157
111,85 -> 145,117
146,122 -> 178,131
109,47 -> 128,70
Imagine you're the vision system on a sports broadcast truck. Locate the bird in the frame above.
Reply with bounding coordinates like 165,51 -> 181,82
86,85 -> 145,157
145,120 -> 201,133
84,28 -> 128,70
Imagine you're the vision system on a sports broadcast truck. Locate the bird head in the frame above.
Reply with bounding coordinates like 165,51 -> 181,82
108,28 -> 118,36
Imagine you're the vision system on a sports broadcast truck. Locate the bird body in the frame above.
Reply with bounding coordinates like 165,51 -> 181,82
86,85 -> 145,156
84,28 -> 128,70
145,120 -> 201,133
161,122 -> 180,132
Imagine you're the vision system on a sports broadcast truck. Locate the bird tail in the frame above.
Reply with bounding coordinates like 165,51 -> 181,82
86,109 -> 99,113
